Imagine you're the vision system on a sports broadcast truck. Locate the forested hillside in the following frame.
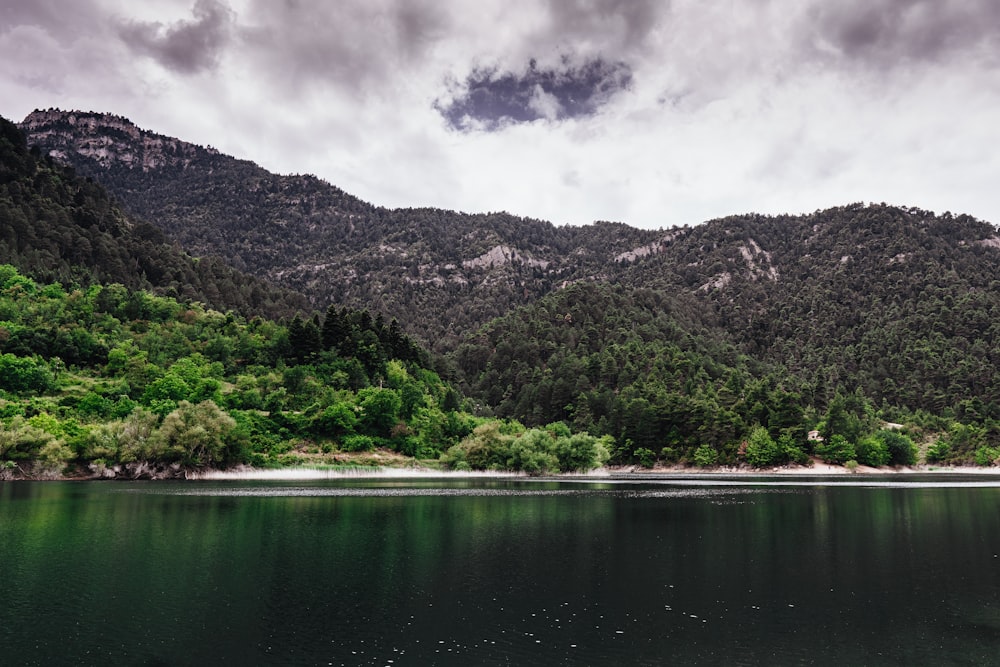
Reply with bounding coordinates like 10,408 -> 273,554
14,109 -> 1000,469
0,116 -> 307,318
0,263 -> 616,478
20,110 -> 659,351
632,205 -> 1000,418
0,116 -> 613,477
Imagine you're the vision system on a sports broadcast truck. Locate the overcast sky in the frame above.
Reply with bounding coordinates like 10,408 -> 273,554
2,0 -> 999,229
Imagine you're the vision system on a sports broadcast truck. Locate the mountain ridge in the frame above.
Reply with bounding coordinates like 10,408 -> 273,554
19,108 -> 666,350
17,109 -> 1000,453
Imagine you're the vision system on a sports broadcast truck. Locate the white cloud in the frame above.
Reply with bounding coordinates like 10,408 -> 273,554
2,0 -> 1000,228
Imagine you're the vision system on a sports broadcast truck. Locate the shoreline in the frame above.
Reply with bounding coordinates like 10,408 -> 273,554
5,459 -> 1000,482
190,460 -> 1000,481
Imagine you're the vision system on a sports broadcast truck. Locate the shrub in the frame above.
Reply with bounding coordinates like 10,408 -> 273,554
779,434 -> 809,465
150,400 -> 241,467
313,402 -> 358,437
692,444 -> 718,468
508,429 -> 559,475
926,439 -> 950,463
878,430 -> 917,466
815,434 -> 855,465
745,426 -> 781,468
341,434 -> 376,452
0,353 -> 55,394
660,446 -> 680,463
974,446 -> 1000,467
855,436 -> 890,467
554,433 -> 611,472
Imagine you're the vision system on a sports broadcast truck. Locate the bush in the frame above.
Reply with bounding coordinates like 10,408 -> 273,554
150,400 -> 241,467
0,417 -> 60,461
974,446 -> 1000,467
660,446 -> 680,463
0,353 -> 55,394
745,426 -> 781,468
692,444 -> 718,467
926,439 -> 950,463
554,433 -> 611,472
778,434 -> 809,465
341,434 -> 376,452
815,434 -> 855,465
508,429 -> 559,475
878,430 -> 917,466
634,447 -> 656,468
313,402 -> 358,438
441,421 -> 512,470
855,436 -> 890,467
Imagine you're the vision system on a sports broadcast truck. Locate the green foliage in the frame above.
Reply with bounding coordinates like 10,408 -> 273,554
744,426 -> 782,468
820,391 -> 873,446
507,429 -> 560,475
974,446 -> 1000,467
878,429 -> 917,466
149,400 -> 241,467
0,261 -> 497,474
815,435 -> 856,465
692,444 -> 719,468
855,436 -> 890,467
0,353 -> 55,394
633,447 -> 656,469
0,417 -> 61,462
441,421 -> 609,474
341,434 -> 376,453
0,116 -> 307,320
357,387 -> 402,434
10,113 -> 1000,475
926,439 -> 950,463
314,402 -> 358,438
778,433 -> 809,465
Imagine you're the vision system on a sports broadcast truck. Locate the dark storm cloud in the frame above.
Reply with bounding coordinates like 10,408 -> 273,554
0,0 -> 102,40
434,0 -> 663,131
805,0 -> 1000,66
437,57 -> 632,130
545,0 -> 664,52
118,0 -> 234,74
239,0 -> 448,93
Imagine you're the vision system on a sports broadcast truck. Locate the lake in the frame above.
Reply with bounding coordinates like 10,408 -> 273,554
2,474 -> 1000,665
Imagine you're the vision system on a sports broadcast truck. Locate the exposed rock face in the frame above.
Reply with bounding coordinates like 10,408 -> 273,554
20,109 -> 216,171
463,244 -> 550,270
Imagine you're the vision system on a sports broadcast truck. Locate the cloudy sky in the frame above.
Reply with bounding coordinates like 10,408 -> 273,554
2,0 -> 999,229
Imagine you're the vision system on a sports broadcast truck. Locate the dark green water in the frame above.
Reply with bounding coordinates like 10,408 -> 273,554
2,476 -> 1000,666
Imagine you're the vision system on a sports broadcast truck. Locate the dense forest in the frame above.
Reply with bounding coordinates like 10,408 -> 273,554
0,116 -> 612,477
7,110 -> 1000,473
19,110 -> 660,352
0,116 -> 308,319
0,262 -> 619,478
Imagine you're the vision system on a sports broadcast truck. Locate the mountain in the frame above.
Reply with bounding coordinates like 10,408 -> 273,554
0,115 -> 308,318
19,110 -> 660,353
630,205 -> 1000,418
18,109 -> 1000,463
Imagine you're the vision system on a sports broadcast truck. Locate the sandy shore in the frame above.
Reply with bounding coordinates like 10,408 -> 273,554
187,459 -> 1000,481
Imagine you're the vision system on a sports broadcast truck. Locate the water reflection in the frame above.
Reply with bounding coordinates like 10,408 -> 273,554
2,479 -> 1000,665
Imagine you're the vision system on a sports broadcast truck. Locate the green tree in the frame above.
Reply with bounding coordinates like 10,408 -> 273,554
692,444 -> 719,467
815,434 -> 856,465
150,400 -> 241,467
745,425 -> 782,467
855,435 -> 890,467
878,429 -> 917,466
357,387 -> 402,435
0,353 -> 55,394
